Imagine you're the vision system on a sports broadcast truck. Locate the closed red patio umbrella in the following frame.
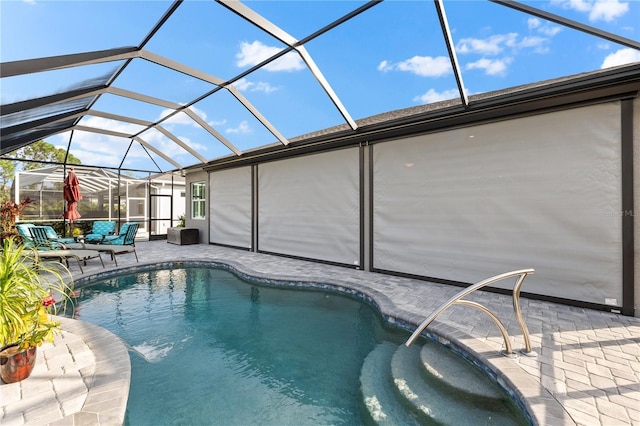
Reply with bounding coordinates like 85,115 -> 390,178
63,167 -> 82,224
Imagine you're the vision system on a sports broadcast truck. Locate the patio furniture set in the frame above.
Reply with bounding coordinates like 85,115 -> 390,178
16,221 -> 139,272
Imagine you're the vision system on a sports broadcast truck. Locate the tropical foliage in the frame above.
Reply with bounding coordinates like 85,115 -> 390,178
0,238 -> 75,349
0,197 -> 35,241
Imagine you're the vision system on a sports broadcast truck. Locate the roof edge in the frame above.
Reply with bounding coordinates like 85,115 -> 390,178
201,62 -> 640,172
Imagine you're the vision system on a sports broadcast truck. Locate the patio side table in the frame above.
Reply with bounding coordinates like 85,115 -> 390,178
167,227 -> 199,245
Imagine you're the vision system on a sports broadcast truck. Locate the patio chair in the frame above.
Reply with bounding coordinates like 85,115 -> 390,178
28,226 -> 104,273
40,225 -> 76,244
78,222 -> 139,266
15,223 -> 36,248
85,221 -> 116,243
101,222 -> 137,245
16,224 -> 75,247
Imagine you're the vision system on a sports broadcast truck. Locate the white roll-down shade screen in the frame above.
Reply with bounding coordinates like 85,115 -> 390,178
373,101 -> 623,305
258,148 -> 360,265
209,166 -> 252,249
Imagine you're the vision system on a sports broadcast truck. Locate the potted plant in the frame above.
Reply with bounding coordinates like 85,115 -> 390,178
0,237 -> 75,383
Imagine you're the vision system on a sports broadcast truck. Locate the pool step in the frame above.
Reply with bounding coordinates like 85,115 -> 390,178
361,342 -> 519,425
391,344 -> 515,425
359,342 -> 422,425
419,342 -> 504,402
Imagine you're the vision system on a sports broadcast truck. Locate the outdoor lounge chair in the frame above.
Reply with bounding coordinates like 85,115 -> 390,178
17,223 -> 76,247
75,222 -> 139,266
28,226 -> 104,273
84,221 -> 116,243
15,223 -> 36,248
101,222 -> 138,245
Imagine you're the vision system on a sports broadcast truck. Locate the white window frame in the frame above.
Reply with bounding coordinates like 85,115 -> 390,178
191,182 -> 206,220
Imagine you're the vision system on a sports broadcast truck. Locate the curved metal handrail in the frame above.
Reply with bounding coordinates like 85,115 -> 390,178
405,269 -> 535,356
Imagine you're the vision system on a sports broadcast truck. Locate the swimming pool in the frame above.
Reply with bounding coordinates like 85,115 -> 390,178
70,266 -> 529,425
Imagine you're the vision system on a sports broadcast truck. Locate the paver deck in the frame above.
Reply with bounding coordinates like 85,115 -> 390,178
2,240 -> 638,425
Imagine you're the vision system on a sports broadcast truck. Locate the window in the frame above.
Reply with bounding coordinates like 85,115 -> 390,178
191,182 -> 206,219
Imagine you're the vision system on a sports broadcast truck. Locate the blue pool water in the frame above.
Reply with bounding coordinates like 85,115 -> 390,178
70,267 -> 527,425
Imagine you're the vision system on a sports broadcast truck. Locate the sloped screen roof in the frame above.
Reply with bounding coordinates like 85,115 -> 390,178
1,0 -> 638,174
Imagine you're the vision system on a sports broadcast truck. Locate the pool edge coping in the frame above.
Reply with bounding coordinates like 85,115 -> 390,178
54,316 -> 131,426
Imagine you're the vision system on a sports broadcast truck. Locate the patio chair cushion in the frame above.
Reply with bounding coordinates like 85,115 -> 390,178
42,225 -> 76,244
17,223 -> 75,246
15,223 -> 36,247
28,226 -> 66,250
102,222 -> 138,246
85,221 -> 116,243
41,226 -> 60,240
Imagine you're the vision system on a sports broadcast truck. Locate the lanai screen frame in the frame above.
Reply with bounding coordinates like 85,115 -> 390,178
12,161 -> 185,238
2,0 -> 638,175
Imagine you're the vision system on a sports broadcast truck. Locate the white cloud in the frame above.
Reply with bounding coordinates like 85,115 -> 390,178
552,0 -> 629,22
61,113 -> 212,166
466,57 -> 513,76
518,36 -> 549,49
72,150 -> 122,167
233,78 -> 253,91
236,40 -> 304,72
160,110 -> 193,126
138,128 -> 208,158
590,0 -> 629,21
557,0 -> 593,13
536,24 -> 562,37
51,131 -> 132,167
532,46 -> 551,54
233,77 -> 279,93
601,48 -> 640,68
226,121 -> 251,134
236,41 -> 279,66
378,56 -> 451,77
377,60 -> 393,72
413,88 -> 460,104
397,56 -> 452,77
455,28 -> 557,75
525,19 -> 560,51
160,107 -> 226,128
79,116 -> 143,136
457,32 -> 554,56
456,34 -> 518,55
528,17 -> 541,30
252,81 -> 278,93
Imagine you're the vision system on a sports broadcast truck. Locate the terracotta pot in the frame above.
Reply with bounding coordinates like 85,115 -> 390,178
0,344 -> 37,384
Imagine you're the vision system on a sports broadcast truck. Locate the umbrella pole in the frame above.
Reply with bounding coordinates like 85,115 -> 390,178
63,164 -> 67,237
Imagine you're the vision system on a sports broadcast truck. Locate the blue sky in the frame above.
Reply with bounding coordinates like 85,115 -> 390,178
1,0 -> 639,174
